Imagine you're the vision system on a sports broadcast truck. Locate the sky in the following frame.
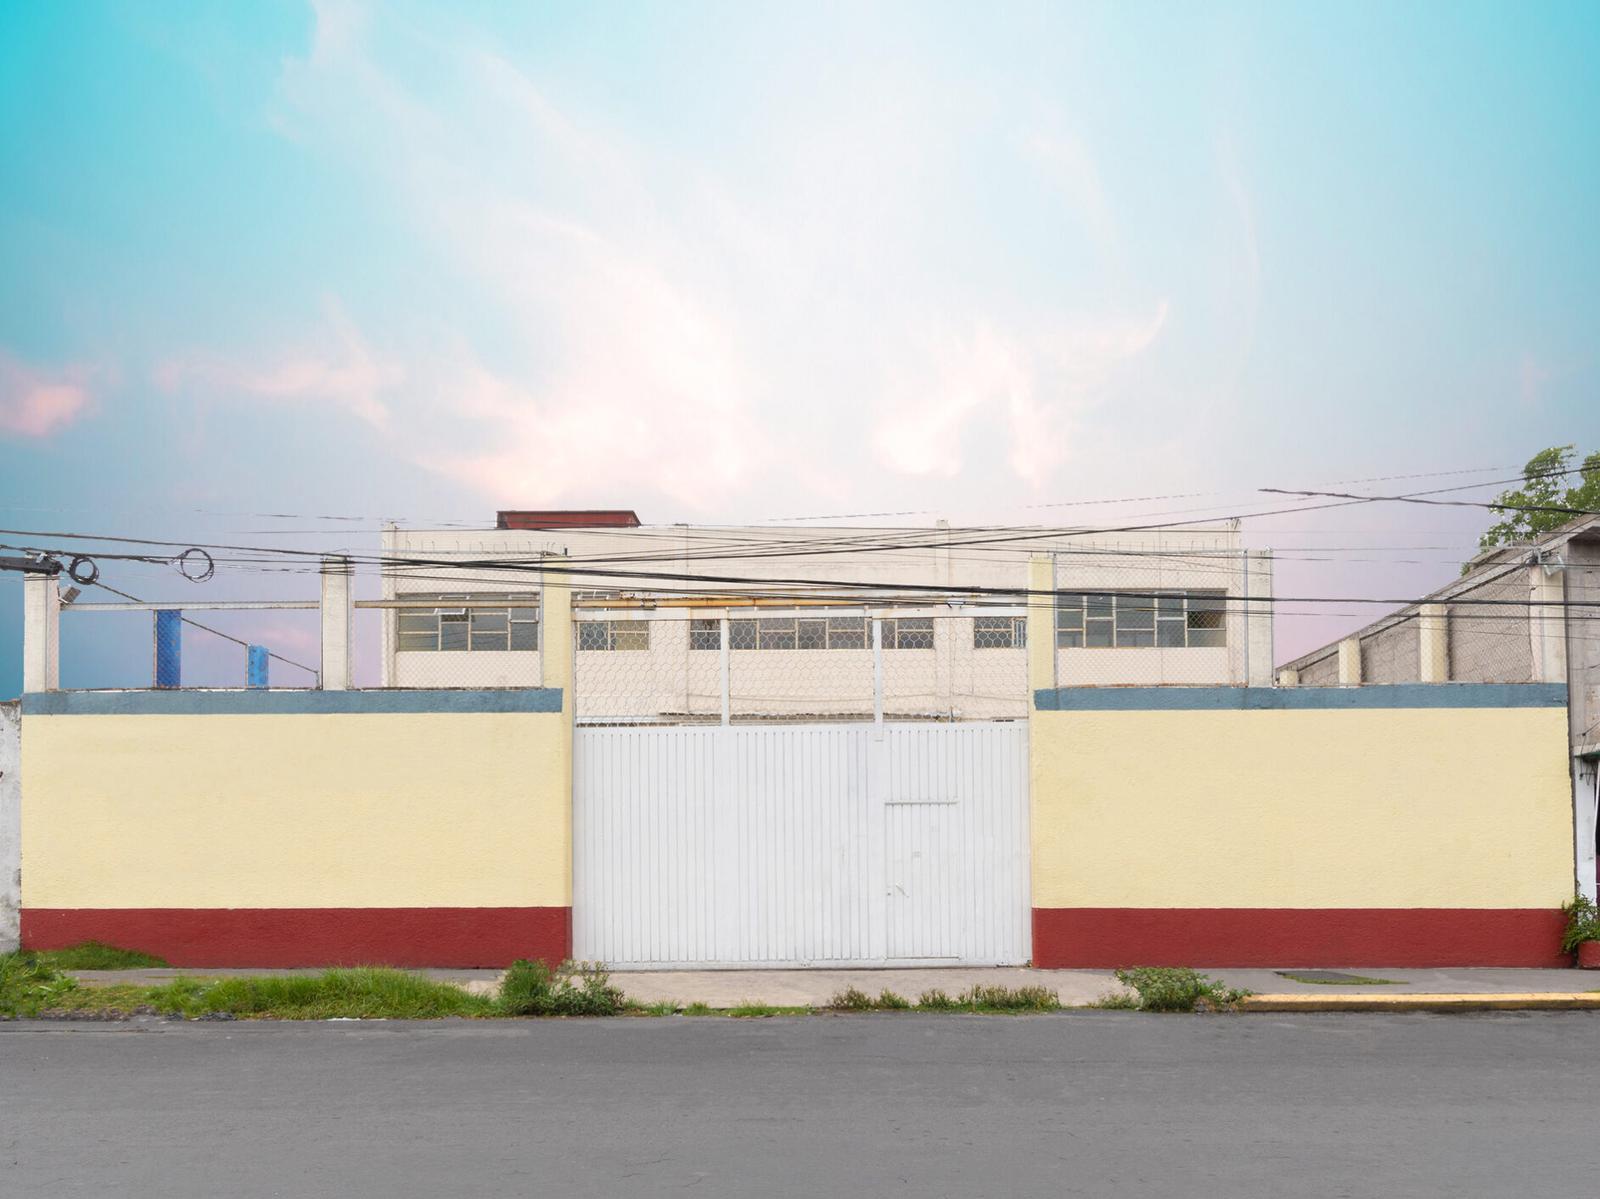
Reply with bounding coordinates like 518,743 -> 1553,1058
1,0 -> 1598,694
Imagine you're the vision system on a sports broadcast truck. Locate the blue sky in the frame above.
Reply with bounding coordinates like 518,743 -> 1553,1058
2,0 -> 1597,692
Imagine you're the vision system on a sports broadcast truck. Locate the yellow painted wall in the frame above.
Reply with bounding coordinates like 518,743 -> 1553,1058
22,712 -> 570,909
1032,707 -> 1574,908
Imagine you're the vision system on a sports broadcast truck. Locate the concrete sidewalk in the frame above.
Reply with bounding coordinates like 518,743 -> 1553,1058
64,964 -> 1600,1010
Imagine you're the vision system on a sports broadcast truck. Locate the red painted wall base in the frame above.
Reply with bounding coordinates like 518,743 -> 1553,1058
1032,907 -> 1569,968
21,907 -> 572,968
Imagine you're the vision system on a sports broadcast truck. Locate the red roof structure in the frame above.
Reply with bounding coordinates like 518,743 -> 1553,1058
495,510 -> 642,530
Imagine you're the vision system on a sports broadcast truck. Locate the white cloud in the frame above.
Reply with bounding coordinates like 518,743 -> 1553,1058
0,349 -> 96,439
156,302 -> 399,428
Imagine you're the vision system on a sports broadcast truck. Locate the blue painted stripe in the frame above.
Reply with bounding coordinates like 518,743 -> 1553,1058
1033,683 -> 1567,711
22,688 -> 564,716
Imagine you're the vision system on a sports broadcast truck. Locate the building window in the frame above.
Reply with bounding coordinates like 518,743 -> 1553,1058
713,615 -> 871,650
972,615 -> 1027,649
396,594 -> 540,652
879,617 -> 934,649
1055,592 -> 1226,649
577,620 -> 650,651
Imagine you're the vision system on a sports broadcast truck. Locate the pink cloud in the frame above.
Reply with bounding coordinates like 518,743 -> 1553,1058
0,349 -> 95,439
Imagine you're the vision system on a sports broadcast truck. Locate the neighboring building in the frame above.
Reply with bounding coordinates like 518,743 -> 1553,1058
1282,513 -> 1600,900
380,511 -> 1276,719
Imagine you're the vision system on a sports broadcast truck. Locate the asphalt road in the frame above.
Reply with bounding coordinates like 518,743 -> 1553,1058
1,1012 -> 1595,1198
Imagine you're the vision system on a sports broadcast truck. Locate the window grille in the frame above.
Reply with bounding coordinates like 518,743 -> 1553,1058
395,593 -> 540,652
972,615 -> 1027,649
700,615 -> 871,650
1054,591 -> 1225,649
577,620 -> 650,651
879,617 -> 934,649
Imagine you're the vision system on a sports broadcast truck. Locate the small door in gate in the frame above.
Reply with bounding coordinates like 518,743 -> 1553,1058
884,799 -> 965,960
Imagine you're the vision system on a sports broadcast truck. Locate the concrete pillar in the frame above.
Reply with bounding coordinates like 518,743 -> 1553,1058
1418,602 -> 1449,683
1529,562 -> 1567,684
1027,555 -> 1055,696
1276,667 -> 1299,688
1337,637 -> 1362,686
319,557 -> 352,691
1245,550 -> 1275,688
540,554 -> 573,703
22,571 -> 60,692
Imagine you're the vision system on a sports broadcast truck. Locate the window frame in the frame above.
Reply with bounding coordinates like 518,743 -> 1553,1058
394,593 -> 541,653
1055,591 -> 1227,650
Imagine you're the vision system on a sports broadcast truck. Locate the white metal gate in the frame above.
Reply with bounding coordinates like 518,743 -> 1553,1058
573,722 -> 1030,968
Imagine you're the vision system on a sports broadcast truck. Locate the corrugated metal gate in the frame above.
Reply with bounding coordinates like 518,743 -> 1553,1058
573,723 -> 1030,968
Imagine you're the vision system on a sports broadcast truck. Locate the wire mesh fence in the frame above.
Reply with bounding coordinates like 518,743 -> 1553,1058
56,602 -> 322,690
1050,550 -> 1264,687
573,608 -> 1032,724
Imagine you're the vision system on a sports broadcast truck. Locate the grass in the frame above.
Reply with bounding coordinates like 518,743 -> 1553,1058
724,1003 -> 813,1018
27,941 -> 168,970
1112,967 -> 1251,1012
1277,972 -> 1401,986
2,953 -> 631,1021
826,984 -> 1061,1013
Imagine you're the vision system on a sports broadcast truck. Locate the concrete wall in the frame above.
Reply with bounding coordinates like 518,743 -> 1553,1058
1029,685 -> 1574,966
18,690 -> 571,966
1360,615 -> 1420,684
1,701 -> 18,951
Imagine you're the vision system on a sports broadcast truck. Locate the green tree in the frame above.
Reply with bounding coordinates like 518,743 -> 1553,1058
1476,445 -> 1600,554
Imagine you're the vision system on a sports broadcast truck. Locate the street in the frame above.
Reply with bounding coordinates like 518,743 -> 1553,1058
2,1012 -> 1595,1197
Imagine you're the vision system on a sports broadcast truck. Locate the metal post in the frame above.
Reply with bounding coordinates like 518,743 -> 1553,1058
872,616 -> 884,726
719,614 -> 731,727
154,610 -> 182,689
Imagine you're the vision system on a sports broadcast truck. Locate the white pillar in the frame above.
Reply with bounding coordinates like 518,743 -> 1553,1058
1245,550 -> 1275,687
1338,637 -> 1362,686
319,556 -> 352,691
22,571 -> 60,692
1529,562 -> 1567,684
1418,602 -> 1449,683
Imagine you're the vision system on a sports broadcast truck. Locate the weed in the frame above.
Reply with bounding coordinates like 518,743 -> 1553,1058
875,990 -> 911,1010
1115,967 -> 1251,1012
725,1003 -> 812,1018
1088,991 -> 1140,1010
0,952 -> 80,1017
683,1002 -> 714,1016
916,988 -> 959,1010
497,960 -> 625,1017
175,969 -> 496,1020
960,984 -> 1060,1012
828,986 -> 876,1011
630,1001 -> 679,1017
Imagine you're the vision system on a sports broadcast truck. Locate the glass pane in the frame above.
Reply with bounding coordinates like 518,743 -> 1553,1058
896,618 -> 933,649
1055,592 -> 1083,612
1188,626 -> 1225,648
828,617 -> 865,649
797,619 -> 827,649
759,618 -> 797,650
1156,619 -> 1185,648
689,619 -> 720,651
471,611 -> 508,633
1085,619 -> 1114,648
973,616 -> 1014,649
397,612 -> 437,634
612,622 -> 649,651
730,620 -> 757,650
1056,629 -> 1084,648
1118,599 -> 1154,630
439,615 -> 468,651
1116,629 -> 1155,648
576,622 -> 608,651
509,621 -> 539,651
1055,605 -> 1083,631
1188,608 -> 1225,631
507,606 -> 538,622
1086,596 -> 1114,620
471,629 -> 509,651
1014,617 -> 1026,648
1156,594 -> 1184,616
397,631 -> 437,652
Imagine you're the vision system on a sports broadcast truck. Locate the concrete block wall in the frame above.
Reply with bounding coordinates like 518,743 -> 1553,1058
1027,685 -> 1575,966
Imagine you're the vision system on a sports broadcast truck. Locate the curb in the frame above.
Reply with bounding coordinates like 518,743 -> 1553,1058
1242,992 -> 1600,1013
